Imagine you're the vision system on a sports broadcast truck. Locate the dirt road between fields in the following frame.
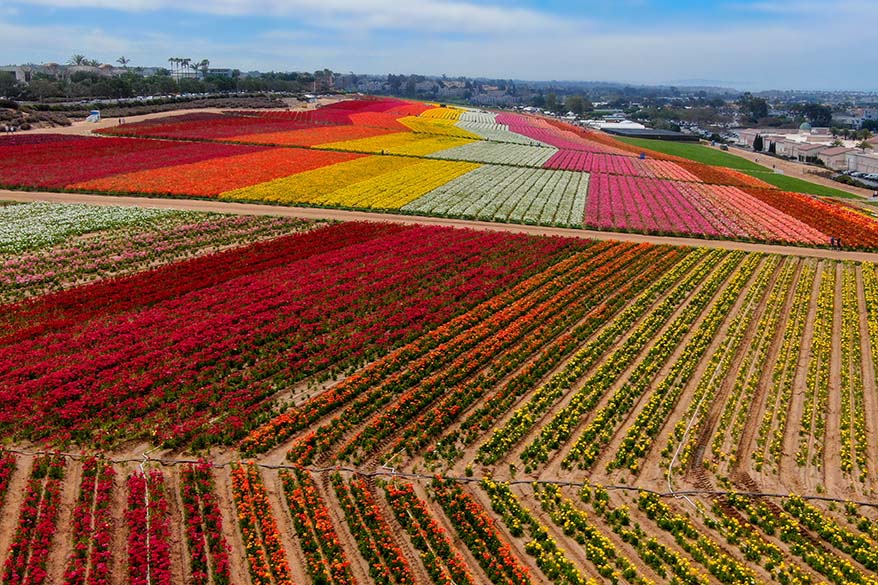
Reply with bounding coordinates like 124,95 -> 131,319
4,189 -> 878,262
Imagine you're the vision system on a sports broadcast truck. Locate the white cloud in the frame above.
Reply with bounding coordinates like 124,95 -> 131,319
9,0 -> 583,34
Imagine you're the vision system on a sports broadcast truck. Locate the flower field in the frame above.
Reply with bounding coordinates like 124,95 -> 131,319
3,97 -> 878,246
1,197 -> 878,583
402,165 -> 588,226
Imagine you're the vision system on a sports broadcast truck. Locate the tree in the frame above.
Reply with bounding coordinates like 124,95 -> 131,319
546,92 -> 558,113
117,56 -> 130,68
792,103 -> 832,127
737,92 -> 769,122
564,95 -> 586,117
858,140 -> 874,152
69,54 -> 87,66
753,134 -> 764,152
768,141 -> 777,154
862,120 -> 878,132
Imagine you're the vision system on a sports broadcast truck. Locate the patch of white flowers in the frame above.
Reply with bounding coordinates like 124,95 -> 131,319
0,202 -> 179,254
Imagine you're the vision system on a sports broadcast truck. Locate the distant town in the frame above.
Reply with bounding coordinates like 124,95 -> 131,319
2,57 -> 876,184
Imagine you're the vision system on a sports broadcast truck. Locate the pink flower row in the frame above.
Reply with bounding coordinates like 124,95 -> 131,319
585,174 -> 827,244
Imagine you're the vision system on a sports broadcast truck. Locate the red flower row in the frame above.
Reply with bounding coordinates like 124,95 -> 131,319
63,457 -> 115,585
2,454 -> 66,585
126,470 -> 172,585
180,462 -> 232,585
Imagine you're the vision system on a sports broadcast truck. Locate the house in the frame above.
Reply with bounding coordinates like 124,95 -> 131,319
817,147 -> 854,171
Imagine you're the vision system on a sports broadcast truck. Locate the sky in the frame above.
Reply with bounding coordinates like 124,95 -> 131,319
1,0 -> 875,91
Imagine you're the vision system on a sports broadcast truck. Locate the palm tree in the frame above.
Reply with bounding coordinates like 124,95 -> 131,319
180,58 -> 191,78
117,56 -> 130,69
198,59 -> 210,78
69,54 -> 87,66
167,57 -> 177,78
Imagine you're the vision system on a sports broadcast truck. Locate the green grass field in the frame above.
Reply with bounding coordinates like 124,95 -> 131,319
616,136 -> 858,198
742,171 -> 858,198
615,137 -> 766,171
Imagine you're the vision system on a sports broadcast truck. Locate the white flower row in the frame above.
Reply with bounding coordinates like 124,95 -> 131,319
428,141 -> 558,167
403,165 -> 589,228
0,201 -> 178,254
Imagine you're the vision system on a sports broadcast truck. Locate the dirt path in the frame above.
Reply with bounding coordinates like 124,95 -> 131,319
779,261 -> 821,494
315,472 -> 375,585
45,457 -> 83,584
536,251 -> 733,486
824,263 -> 845,497
653,256 -> 779,491
0,455 -> 33,572
4,190 -> 878,263
258,468 -> 310,585
715,144 -> 874,199
734,259 -> 802,488
213,466 -> 253,585
856,269 -> 878,495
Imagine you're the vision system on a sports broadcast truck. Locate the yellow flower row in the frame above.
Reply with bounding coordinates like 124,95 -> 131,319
316,131 -> 474,156
221,156 -> 421,204
397,116 -> 481,139
222,156 -> 478,209
314,159 -> 478,209
419,106 -> 465,120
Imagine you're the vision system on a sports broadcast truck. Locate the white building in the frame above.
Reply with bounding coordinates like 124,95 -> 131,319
846,152 -> 878,174
817,147 -> 854,171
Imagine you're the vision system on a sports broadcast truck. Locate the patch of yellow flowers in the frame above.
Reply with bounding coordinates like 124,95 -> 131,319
223,155 -> 479,209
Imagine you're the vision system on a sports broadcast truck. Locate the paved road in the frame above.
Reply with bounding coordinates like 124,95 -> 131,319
4,189 -> 876,262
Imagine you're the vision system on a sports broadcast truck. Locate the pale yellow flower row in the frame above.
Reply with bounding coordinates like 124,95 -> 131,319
316,131 -> 474,156
397,116 -> 481,139
418,106 -> 466,120
221,155 -> 479,209
220,156 -> 419,204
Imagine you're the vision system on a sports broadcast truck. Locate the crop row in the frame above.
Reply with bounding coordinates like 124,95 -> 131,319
606,253 -> 766,474
751,261 -> 816,472
431,477 -> 533,585
482,479 -> 595,585
725,494 -> 878,584
279,468 -> 355,585
2,224 -> 572,448
704,258 -> 794,470
637,492 -> 759,584
519,250 -> 738,469
0,451 -> 15,512
476,247 -> 709,466
287,239 -> 617,465
1,205 -> 312,303
839,264 -> 868,481
64,458 -> 115,585
399,244 -> 685,462
180,462 -> 233,585
126,470 -> 172,585
230,464 -> 294,585
795,264 -> 835,469
239,236 -> 590,455
402,165 -> 588,227
330,474 -> 416,585
383,482 -> 477,585
1,454 -> 66,585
